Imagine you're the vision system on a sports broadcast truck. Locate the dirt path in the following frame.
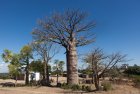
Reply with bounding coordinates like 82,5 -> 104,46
0,86 -> 68,94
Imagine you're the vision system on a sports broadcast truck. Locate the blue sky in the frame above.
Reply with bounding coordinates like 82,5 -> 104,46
0,0 -> 140,73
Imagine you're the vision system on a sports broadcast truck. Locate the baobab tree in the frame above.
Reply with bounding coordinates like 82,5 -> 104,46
32,10 -> 95,85
84,48 -> 127,90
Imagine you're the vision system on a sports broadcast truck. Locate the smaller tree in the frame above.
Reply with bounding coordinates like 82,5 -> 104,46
8,63 -> 21,83
29,60 -> 51,77
108,66 -> 120,80
84,48 -> 127,90
2,49 -> 13,62
20,45 -> 33,85
30,60 -> 44,75
31,37 -> 58,86
2,49 -> 21,85
53,60 -> 65,85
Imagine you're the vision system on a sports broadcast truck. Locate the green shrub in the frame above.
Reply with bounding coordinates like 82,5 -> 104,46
101,81 -> 112,91
61,83 -> 81,91
61,83 -> 70,89
81,85 -> 92,92
71,84 -> 81,91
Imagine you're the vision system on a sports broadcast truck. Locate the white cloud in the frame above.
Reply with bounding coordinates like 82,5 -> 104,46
0,62 -> 9,73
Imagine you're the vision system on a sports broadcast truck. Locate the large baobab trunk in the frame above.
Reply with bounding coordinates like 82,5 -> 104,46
66,42 -> 78,85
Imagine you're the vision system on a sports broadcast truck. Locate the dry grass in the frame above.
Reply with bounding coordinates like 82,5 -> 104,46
0,78 -> 140,94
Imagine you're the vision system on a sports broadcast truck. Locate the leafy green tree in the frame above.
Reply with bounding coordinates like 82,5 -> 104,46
30,60 -> 44,75
2,49 -> 21,85
2,49 -> 13,62
78,67 -> 92,75
8,63 -> 21,81
29,60 -> 51,77
20,45 -> 33,85
32,10 -> 95,85
53,60 -> 65,84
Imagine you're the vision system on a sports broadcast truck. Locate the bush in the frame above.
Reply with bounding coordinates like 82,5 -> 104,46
16,83 -> 25,87
85,86 -> 92,92
133,75 -> 140,88
71,84 -> 81,91
2,82 -> 15,87
29,80 -> 37,86
82,85 -> 86,91
81,85 -> 92,92
61,83 -> 81,91
101,81 -> 112,91
61,83 -> 70,89
61,83 -> 93,92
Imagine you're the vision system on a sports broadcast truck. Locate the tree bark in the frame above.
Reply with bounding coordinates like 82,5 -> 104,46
25,57 -> 29,85
43,53 -> 47,79
92,60 -> 94,84
93,61 -> 99,90
46,63 -> 50,86
15,74 -> 17,87
43,62 -> 47,79
43,53 -> 50,86
66,42 -> 78,85
94,74 -> 99,90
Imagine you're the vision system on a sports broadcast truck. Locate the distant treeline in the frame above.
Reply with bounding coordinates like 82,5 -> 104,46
124,64 -> 140,75
0,73 -> 10,79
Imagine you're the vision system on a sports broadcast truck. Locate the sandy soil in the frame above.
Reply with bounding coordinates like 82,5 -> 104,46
0,78 -> 140,94
0,77 -> 69,94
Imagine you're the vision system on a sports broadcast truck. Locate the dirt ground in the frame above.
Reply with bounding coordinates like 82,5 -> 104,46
0,78 -> 140,94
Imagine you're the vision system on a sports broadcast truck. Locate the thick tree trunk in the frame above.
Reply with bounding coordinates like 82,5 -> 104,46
43,54 -> 50,86
15,75 -> 17,87
66,43 -> 78,85
93,61 -> 99,90
92,73 -> 94,84
94,74 -> 99,90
